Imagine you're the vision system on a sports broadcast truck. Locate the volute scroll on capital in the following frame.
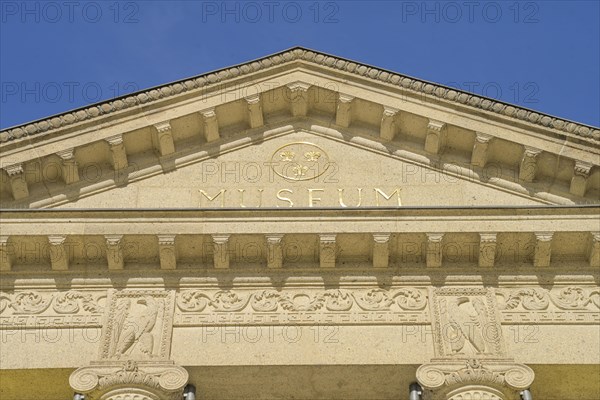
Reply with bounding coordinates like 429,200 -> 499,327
69,360 -> 188,400
416,359 -> 535,400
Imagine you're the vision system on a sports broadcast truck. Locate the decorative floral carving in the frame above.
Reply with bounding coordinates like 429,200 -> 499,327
394,288 -> 428,310
9,291 -> 52,314
279,150 -> 295,161
552,287 -> 591,309
324,290 -> 353,311
177,290 -> 211,312
98,361 -> 160,390
176,288 -> 428,314
180,291 -> 254,314
210,291 -> 250,312
304,151 -> 321,161
445,360 -> 504,386
0,293 -> 10,314
496,288 -> 549,311
251,290 -> 280,312
279,293 -> 325,311
0,290 -> 105,316
291,164 -> 308,178
53,290 -> 104,314
352,289 -> 395,310
496,286 -> 600,311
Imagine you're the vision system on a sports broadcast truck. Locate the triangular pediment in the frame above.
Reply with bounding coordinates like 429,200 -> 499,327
1,47 -> 598,208
40,123 -> 550,209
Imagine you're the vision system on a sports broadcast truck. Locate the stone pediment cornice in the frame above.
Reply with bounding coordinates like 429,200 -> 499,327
1,46 -> 598,148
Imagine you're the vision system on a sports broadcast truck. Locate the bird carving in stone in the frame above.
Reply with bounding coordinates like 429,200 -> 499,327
135,296 -> 159,356
112,296 -> 160,358
446,296 -> 488,355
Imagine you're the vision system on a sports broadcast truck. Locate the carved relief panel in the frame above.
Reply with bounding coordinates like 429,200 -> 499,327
430,287 -> 505,359
70,290 -> 188,400
100,290 -> 175,361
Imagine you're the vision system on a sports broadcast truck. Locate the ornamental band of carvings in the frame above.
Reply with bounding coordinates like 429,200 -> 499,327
100,290 -> 175,361
0,290 -> 105,315
1,287 -> 598,329
177,288 -> 427,313
2,48 -> 597,144
496,286 -> 600,324
174,288 -> 430,326
496,286 -> 600,311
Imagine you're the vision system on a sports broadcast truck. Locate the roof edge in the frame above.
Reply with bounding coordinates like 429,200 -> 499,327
1,46 -> 598,144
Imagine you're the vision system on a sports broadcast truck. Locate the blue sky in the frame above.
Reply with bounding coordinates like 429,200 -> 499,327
1,0 -> 599,129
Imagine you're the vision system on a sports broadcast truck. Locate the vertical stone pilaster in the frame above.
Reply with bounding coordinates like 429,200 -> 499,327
201,108 -> 220,142
212,234 -> 230,269
246,94 -> 264,128
4,164 -> 29,200
336,94 -> 354,128
478,233 -> 497,268
56,148 -> 80,185
105,134 -> 128,171
519,146 -> 542,182
0,236 -> 11,271
425,120 -> 446,155
380,107 -> 399,141
48,235 -> 69,271
588,232 -> 600,268
471,132 -> 493,167
266,234 -> 284,269
426,233 -> 444,268
105,235 -> 124,270
152,121 -> 175,157
319,234 -> 337,268
287,82 -> 311,117
533,232 -> 553,267
570,161 -> 592,197
158,235 -> 177,270
372,233 -> 390,268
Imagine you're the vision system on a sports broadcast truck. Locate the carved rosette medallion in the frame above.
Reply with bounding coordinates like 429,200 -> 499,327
270,142 -> 331,181
70,290 -> 187,400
